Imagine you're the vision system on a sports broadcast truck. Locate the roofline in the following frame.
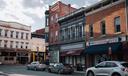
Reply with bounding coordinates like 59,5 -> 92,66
58,7 -> 85,22
0,20 -> 31,27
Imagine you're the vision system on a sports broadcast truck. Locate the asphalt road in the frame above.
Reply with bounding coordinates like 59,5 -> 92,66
0,65 -> 85,76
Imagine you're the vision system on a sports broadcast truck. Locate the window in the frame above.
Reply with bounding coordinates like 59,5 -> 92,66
105,62 -> 118,67
51,16 -> 53,21
89,24 -> 93,37
16,41 -> 19,48
26,33 -> 29,39
114,17 -> 121,32
10,41 -> 13,48
4,40 -> 7,48
0,40 -> 2,47
101,21 -> 106,35
96,62 -> 106,68
21,42 -> 24,48
55,14 -> 58,19
5,30 -> 8,37
21,32 -> 24,39
0,29 -> 2,36
26,42 -> 29,49
10,31 -> 14,38
16,32 -> 19,38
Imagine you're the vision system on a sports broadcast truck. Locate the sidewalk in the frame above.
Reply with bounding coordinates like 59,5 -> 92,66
74,70 -> 85,75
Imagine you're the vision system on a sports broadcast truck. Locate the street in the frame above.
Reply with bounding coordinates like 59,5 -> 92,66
0,65 -> 85,76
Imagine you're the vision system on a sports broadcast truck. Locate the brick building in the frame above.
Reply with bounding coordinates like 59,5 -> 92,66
85,0 -> 128,68
47,1 -> 76,63
58,7 -> 86,66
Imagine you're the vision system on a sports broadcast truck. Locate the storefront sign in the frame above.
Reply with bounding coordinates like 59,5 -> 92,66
87,36 -> 126,46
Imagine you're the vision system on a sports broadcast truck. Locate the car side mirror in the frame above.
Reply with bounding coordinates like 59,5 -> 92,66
95,65 -> 98,68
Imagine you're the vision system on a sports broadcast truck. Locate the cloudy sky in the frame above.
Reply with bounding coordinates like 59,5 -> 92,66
0,0 -> 101,32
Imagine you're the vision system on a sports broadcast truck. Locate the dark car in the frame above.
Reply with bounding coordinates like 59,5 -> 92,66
48,63 -> 74,74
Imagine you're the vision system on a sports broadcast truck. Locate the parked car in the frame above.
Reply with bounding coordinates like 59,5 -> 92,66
27,61 -> 46,71
86,61 -> 128,76
48,63 -> 74,74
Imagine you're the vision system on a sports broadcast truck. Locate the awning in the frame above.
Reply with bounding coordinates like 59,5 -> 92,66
85,42 -> 122,54
60,49 -> 84,56
60,51 -> 68,56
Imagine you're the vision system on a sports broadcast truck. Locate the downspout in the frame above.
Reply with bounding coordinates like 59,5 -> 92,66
125,0 -> 128,41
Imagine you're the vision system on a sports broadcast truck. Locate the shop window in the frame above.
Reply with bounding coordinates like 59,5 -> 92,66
114,16 -> 121,32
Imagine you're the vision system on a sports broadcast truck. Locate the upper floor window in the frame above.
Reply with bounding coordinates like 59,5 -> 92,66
10,31 -> 14,38
4,40 -> 7,48
0,40 -> 2,47
5,30 -> 8,37
89,24 -> 93,37
114,17 -> 121,32
26,33 -> 29,39
0,29 -> 2,36
55,14 -> 58,20
16,32 -> 19,38
21,32 -> 24,39
16,41 -> 19,48
10,41 -> 13,48
51,16 -> 53,21
101,21 -> 106,35
21,42 -> 24,48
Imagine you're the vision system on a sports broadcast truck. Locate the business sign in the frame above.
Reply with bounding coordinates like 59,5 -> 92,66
87,36 -> 126,46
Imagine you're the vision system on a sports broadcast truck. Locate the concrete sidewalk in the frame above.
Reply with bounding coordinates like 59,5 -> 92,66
74,71 -> 85,75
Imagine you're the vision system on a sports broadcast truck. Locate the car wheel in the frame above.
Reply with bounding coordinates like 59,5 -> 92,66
87,71 -> 94,76
48,69 -> 51,72
112,73 -> 121,76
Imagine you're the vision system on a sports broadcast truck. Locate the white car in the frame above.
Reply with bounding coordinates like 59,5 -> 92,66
27,61 -> 46,71
86,61 -> 128,76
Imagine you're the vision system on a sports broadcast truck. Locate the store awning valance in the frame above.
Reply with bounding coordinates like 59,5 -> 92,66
85,42 -> 122,54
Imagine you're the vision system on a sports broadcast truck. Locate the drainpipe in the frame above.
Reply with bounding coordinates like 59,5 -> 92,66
125,0 -> 128,41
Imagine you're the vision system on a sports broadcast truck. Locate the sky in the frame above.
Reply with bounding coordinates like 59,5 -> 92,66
0,0 -> 101,32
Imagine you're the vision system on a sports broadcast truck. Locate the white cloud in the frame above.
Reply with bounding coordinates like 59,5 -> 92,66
84,0 -> 101,7
52,0 -> 62,5
0,0 -> 48,31
71,4 -> 79,8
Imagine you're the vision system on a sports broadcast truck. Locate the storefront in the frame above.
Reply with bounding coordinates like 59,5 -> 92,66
60,48 -> 85,66
30,51 -> 45,63
0,48 -> 30,64
85,42 -> 123,68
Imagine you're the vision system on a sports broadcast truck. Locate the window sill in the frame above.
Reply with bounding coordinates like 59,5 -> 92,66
114,32 -> 122,35
100,35 -> 106,38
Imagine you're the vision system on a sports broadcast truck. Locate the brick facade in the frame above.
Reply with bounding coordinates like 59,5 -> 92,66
85,2 -> 126,41
49,1 -> 76,45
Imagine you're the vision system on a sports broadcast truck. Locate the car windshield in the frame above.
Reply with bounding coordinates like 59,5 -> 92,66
121,63 -> 128,67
